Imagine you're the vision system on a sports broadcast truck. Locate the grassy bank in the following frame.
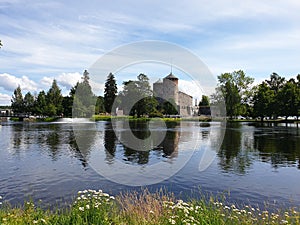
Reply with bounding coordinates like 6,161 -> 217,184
92,115 -> 211,122
0,190 -> 299,225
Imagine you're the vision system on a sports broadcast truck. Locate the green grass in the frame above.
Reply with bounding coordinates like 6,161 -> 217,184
35,117 -> 60,122
92,115 -> 213,123
0,190 -> 299,225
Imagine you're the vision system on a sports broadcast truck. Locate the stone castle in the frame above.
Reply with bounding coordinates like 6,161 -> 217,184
153,73 -> 193,117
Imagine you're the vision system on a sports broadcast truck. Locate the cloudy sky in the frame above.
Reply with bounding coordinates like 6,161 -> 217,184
1,0 -> 300,105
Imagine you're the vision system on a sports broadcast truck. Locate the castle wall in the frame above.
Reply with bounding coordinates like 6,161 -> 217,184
178,91 -> 193,116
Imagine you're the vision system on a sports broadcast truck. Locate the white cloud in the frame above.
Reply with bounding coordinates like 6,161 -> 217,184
0,73 -> 38,92
0,93 -> 11,105
56,72 -> 82,90
1,0 -> 300,89
179,80 -> 204,102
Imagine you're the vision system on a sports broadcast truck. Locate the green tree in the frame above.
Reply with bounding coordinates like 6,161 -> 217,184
104,73 -> 117,114
278,79 -> 300,120
252,82 -> 275,121
72,70 -> 96,117
214,70 -> 254,119
95,96 -> 105,114
62,96 -> 73,117
163,98 -> 178,115
198,95 -> 210,116
265,73 -> 285,118
34,91 -> 47,116
119,74 -> 157,117
46,79 -> 63,116
23,92 -> 35,114
266,73 -> 285,93
199,95 -> 210,106
11,85 -> 24,114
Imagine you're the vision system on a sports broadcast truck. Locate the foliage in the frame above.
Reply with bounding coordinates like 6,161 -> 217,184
252,82 -> 275,120
46,80 -> 63,116
72,70 -> 97,118
277,79 -> 300,119
34,91 -> 47,115
104,73 -> 117,114
95,96 -> 105,114
0,190 -> 299,225
23,92 -> 34,114
213,70 -> 254,119
252,73 -> 300,120
199,95 -> 210,106
119,74 -> 158,117
163,98 -> 178,115
11,86 -> 24,114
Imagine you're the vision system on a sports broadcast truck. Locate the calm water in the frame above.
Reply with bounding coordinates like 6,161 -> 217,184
0,120 -> 299,208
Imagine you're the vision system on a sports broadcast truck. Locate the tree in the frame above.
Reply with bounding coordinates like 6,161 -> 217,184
72,70 -> 96,117
104,73 -> 117,114
95,96 -> 105,114
277,79 -> 300,120
23,92 -> 35,114
252,82 -> 275,121
199,95 -> 210,106
198,95 -> 211,116
34,91 -> 47,116
265,72 -> 285,93
265,73 -> 285,118
11,85 -> 24,114
213,70 -> 254,119
62,96 -> 73,117
119,74 -> 157,117
46,79 -> 63,116
163,98 -> 178,115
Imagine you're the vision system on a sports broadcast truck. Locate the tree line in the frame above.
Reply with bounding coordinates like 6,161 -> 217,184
212,70 -> 300,121
10,69 -> 300,120
11,70 -> 106,117
10,71 -> 178,118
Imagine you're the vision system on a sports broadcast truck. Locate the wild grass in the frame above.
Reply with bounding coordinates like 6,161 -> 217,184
0,190 -> 299,224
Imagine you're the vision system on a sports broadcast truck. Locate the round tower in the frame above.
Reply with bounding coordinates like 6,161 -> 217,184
163,73 -> 179,105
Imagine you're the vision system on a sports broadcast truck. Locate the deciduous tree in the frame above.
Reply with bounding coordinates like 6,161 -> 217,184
213,70 -> 254,119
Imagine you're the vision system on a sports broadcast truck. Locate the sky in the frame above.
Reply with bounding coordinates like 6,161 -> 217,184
1,0 -> 300,105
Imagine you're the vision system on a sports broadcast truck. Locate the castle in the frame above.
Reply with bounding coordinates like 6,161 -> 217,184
153,73 -> 193,117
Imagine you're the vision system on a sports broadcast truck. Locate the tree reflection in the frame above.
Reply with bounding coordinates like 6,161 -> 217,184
217,123 -> 253,174
104,122 -> 117,163
103,121 -> 180,165
253,124 -> 300,169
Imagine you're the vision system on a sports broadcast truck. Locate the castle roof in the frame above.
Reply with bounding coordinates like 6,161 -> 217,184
164,73 -> 178,80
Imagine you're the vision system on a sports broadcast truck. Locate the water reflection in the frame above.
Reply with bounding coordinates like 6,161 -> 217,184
252,123 -> 300,169
7,121 -> 300,173
218,123 -> 253,174
104,121 -> 180,165
218,122 -> 300,174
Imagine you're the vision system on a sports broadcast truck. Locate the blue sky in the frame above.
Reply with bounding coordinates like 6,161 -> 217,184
1,0 -> 300,105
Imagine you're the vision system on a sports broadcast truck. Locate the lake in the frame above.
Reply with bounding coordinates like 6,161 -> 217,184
0,119 -> 299,209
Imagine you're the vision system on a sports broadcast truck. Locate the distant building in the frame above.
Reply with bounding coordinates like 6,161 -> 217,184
153,73 -> 193,117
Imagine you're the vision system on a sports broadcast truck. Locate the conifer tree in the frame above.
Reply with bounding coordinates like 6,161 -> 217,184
104,73 -> 117,114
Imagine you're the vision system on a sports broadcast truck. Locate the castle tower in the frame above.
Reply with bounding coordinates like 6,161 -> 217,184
153,78 -> 164,100
163,73 -> 179,105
